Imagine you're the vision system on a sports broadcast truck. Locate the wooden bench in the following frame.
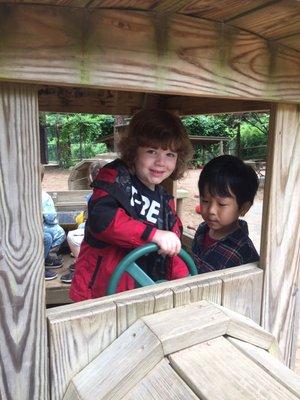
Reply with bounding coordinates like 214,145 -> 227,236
48,190 -> 91,212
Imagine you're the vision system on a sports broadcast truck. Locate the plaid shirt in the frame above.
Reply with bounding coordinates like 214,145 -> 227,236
192,219 -> 259,273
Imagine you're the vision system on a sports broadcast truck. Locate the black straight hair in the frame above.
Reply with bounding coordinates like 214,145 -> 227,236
199,155 -> 259,208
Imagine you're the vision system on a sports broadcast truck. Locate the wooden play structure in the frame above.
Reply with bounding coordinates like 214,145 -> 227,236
61,300 -> 300,400
0,1 -> 300,399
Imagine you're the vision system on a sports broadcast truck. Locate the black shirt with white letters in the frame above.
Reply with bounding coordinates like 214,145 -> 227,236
130,174 -> 166,281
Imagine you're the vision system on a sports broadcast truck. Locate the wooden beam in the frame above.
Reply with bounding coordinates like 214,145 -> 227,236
38,86 -> 160,115
38,86 -> 270,115
0,83 -> 46,399
164,96 -> 271,115
261,103 -> 300,367
0,5 -> 299,102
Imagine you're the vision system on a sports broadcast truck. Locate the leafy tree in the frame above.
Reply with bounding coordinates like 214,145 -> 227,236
181,112 -> 269,164
41,113 -> 114,167
182,115 -> 228,137
182,115 -> 229,166
222,113 -> 269,159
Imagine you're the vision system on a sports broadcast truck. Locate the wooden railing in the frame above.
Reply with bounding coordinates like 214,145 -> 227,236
47,263 -> 263,400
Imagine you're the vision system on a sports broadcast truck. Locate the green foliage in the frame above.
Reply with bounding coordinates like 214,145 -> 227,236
182,115 -> 228,137
182,115 -> 229,166
181,113 -> 269,163
42,113 -> 114,167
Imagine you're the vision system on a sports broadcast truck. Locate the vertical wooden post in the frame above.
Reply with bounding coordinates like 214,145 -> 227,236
0,83 -> 47,399
236,123 -> 241,158
261,103 -> 300,367
219,140 -> 224,155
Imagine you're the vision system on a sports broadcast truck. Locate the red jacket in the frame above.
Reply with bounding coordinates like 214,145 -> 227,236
70,160 -> 188,301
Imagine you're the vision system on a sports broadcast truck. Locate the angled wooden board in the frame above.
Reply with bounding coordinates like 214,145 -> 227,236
214,303 -> 275,351
122,358 -> 199,400
63,320 -> 164,400
142,301 -> 229,355
169,337 -> 299,400
229,337 -> 300,397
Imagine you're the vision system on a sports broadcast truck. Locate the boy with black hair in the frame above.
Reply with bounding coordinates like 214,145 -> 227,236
192,155 -> 259,273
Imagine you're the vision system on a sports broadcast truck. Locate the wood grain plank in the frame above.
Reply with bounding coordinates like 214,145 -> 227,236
38,85 -> 270,115
229,337 -> 300,397
48,302 -> 117,400
213,303 -> 275,350
63,319 -> 164,400
164,95 -> 271,115
221,268 -> 263,323
173,277 -> 222,307
38,86 -> 160,115
178,0 -> 272,21
277,34 -> 300,53
0,5 -> 299,102
0,83 -> 46,400
261,103 -> 300,367
142,301 -> 229,355
115,289 -> 173,335
169,337 -> 299,400
122,358 -> 199,400
46,263 -> 260,319
88,0 -> 154,9
230,2 -> 300,40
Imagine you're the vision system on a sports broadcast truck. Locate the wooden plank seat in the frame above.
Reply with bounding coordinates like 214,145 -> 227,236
48,190 -> 91,212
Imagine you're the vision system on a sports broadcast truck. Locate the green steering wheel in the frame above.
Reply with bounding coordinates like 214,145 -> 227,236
107,243 -> 198,295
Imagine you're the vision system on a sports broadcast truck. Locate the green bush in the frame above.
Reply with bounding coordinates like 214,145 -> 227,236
41,113 -> 114,167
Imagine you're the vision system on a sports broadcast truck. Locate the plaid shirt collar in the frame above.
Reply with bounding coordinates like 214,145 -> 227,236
197,219 -> 249,246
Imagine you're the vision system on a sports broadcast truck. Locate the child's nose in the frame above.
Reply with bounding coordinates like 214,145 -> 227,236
155,154 -> 165,165
208,203 -> 217,214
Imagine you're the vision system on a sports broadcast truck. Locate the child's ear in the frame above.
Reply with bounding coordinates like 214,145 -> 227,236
240,201 -> 251,217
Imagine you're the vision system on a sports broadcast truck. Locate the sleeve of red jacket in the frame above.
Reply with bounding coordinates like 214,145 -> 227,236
88,188 -> 157,249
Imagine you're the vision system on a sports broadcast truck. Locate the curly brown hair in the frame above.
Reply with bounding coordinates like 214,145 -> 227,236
118,109 -> 193,180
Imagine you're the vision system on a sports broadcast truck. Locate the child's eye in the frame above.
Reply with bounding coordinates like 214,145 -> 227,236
201,198 -> 208,204
167,152 -> 177,158
146,148 -> 156,155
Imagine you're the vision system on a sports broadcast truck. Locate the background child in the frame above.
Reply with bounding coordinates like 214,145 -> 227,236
192,155 -> 259,273
41,165 -> 66,280
70,109 -> 193,301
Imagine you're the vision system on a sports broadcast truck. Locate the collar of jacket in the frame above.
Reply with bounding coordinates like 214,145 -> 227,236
91,159 -> 175,228
198,219 -> 250,244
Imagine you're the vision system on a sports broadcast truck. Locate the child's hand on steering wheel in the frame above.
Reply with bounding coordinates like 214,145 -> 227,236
152,230 -> 181,257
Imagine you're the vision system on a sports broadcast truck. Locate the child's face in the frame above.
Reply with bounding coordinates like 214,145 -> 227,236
200,185 -> 250,239
134,146 -> 178,190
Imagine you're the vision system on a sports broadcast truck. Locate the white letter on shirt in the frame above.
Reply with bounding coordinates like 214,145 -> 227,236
146,200 -> 160,223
